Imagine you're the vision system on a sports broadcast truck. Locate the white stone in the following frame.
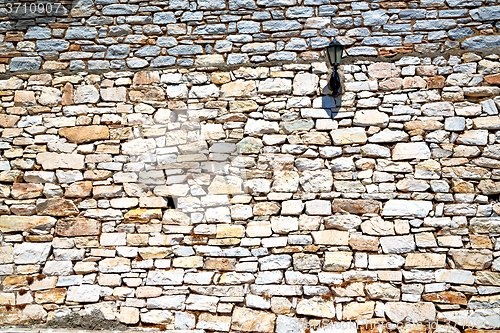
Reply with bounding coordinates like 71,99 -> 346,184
382,200 -> 433,217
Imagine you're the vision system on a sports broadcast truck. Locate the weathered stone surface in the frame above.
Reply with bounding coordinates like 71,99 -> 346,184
14,243 -> 51,264
332,199 -> 380,214
36,153 -> 85,170
0,215 -> 56,233
405,253 -> 446,269
330,128 -> 367,145
231,307 -> 276,332
382,200 -> 433,217
36,198 -> 79,216
449,249 -> 493,270
296,299 -> 336,318
59,126 -> 109,143
392,143 -> 431,160
55,217 -> 100,236
385,302 -> 436,323
66,285 -> 101,302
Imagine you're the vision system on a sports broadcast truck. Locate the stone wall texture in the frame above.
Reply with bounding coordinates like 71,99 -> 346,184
0,0 -> 500,332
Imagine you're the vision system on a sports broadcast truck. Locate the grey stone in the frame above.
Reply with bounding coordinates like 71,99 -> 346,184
445,117 -> 466,131
36,40 -> 69,51
167,45 -> 203,56
268,52 -> 297,61
151,56 -> 176,67
71,0 -> 95,17
193,24 -> 227,35
109,25 -> 132,37
157,37 -> 178,48
10,57 -> 42,72
106,45 -> 130,59
471,6 -> 500,20
227,54 -> 249,65
198,0 -> 226,9
263,20 -> 302,32
362,37 -> 402,46
414,19 -> 457,30
346,47 -> 378,56
87,17 -> 114,26
446,0 -> 484,7
462,36 -> 500,49
257,0 -> 297,5
25,27 -> 51,39
65,27 -> 98,39
102,4 -> 138,15
331,17 -> 353,28
153,12 -> 176,24
88,60 -> 110,70
362,10 -> 389,26
286,7 -> 314,18
229,0 -> 257,8
126,58 -> 149,69
135,46 -> 160,57
449,28 -> 474,40
237,21 -> 260,34
319,5 -> 338,16
399,9 -> 426,19
180,11 -> 203,21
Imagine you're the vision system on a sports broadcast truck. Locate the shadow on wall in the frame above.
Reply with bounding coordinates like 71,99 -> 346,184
320,89 -> 343,119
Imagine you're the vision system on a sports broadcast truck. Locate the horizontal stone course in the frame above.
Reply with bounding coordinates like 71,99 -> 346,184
0,0 -> 499,72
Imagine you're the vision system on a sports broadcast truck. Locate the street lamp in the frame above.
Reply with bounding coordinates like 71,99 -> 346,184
325,39 -> 344,96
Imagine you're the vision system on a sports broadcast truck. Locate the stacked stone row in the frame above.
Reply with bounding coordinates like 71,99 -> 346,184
0,0 -> 500,72
0,53 -> 499,331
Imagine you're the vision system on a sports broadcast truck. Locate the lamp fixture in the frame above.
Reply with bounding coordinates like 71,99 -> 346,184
325,38 -> 344,96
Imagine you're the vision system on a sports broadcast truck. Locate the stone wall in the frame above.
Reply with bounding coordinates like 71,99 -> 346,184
0,0 -> 500,72
0,0 -> 500,332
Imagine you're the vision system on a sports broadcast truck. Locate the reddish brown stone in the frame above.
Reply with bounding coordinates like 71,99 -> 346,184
34,288 -> 66,304
0,114 -> 20,127
36,198 -> 79,217
11,183 -> 43,199
332,199 -> 380,214
55,217 -> 100,236
65,181 -> 92,198
61,82 -> 73,106
5,32 -> 23,42
426,75 -> 446,89
485,74 -> 500,85
204,258 -> 236,271
380,2 -> 407,8
379,46 -> 412,57
422,291 -> 468,305
128,87 -> 165,102
133,71 -> 160,86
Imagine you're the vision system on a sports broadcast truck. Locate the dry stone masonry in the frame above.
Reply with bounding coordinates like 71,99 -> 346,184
0,0 -> 500,332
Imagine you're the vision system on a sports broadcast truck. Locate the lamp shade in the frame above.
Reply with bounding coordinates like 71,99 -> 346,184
326,39 -> 344,66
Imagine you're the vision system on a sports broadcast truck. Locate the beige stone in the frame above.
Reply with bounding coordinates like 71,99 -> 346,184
296,299 -> 336,318
36,152 -> 85,170
311,230 -> 349,245
405,253 -> 446,269
36,198 -> 78,217
59,125 -> 109,143
55,217 -> 100,236
324,252 -> 352,271
330,128 -> 367,145
119,307 -> 139,324
0,215 -> 56,233
343,301 -> 375,320
221,80 -> 256,97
